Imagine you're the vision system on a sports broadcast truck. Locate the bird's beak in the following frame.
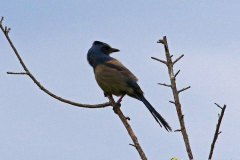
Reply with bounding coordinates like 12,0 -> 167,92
111,48 -> 120,52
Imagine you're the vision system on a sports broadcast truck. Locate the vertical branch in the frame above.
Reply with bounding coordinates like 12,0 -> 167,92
107,96 -> 148,160
153,36 -> 193,160
208,104 -> 226,160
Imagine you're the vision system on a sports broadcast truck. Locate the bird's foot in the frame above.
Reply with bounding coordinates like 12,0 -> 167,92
113,102 -> 121,114
116,94 -> 125,104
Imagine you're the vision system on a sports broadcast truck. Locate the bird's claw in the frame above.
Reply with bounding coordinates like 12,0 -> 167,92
113,102 -> 121,114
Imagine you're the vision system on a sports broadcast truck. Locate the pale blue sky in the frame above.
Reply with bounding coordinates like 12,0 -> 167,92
1,1 -> 240,159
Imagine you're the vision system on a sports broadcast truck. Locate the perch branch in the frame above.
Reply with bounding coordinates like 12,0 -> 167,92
208,104 -> 226,160
156,36 -> 194,160
0,17 -> 110,109
107,96 -> 148,160
1,17 -> 148,160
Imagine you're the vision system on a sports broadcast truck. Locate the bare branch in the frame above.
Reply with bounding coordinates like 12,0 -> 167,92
208,104 -> 226,160
173,54 -> 184,65
174,69 -> 181,78
169,100 -> 176,104
158,83 -> 172,88
151,57 -> 167,65
107,96 -> 148,160
214,103 -> 223,109
0,18 -> 110,109
174,129 -> 182,132
7,71 -> 28,75
0,17 -> 3,24
129,143 -> 137,148
158,36 -> 194,160
157,39 -> 165,44
178,86 -> 191,94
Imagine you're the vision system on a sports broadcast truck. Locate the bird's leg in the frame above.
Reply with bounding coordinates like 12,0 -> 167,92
116,94 -> 126,105
107,95 -> 121,114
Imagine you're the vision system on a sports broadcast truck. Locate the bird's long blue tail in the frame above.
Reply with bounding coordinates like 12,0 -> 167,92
140,96 -> 172,132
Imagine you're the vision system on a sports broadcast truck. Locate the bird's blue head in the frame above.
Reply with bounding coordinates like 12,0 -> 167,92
91,41 -> 120,55
87,41 -> 120,68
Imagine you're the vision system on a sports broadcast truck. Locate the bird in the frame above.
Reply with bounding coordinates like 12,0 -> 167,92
87,41 -> 172,131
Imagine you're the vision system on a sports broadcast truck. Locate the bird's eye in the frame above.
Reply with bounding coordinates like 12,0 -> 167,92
104,46 -> 111,51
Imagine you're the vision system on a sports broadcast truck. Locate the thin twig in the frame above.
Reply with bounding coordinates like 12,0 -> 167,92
174,70 -> 181,78
208,104 -> 226,160
169,100 -> 176,104
0,18 -> 110,109
174,129 -> 182,132
157,36 -> 194,160
0,17 -> 4,25
151,57 -> 167,65
129,143 -> 137,148
158,83 -> 172,88
173,54 -> 184,65
7,71 -> 28,75
214,103 -> 223,109
107,96 -> 148,160
178,86 -> 191,94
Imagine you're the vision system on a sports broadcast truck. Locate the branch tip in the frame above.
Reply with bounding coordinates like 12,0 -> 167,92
174,70 -> 181,78
178,86 -> 191,94
129,144 -> 136,148
151,57 -> 167,65
157,39 -> 165,44
214,103 -> 223,110
7,71 -> 28,75
158,83 -> 172,88
169,100 -> 176,104
174,129 -> 182,132
0,17 -> 3,24
173,54 -> 184,65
